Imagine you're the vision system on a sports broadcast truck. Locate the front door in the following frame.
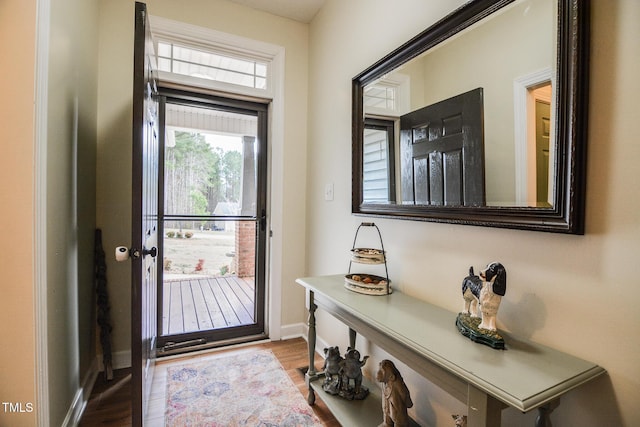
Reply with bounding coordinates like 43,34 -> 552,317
399,88 -> 485,206
157,89 -> 268,353
132,2 -> 159,425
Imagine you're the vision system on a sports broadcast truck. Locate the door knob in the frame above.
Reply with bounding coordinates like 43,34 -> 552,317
130,247 -> 157,259
115,246 -> 131,262
118,246 -> 157,260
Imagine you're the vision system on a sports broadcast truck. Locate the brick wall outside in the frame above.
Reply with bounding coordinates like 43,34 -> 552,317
234,221 -> 256,277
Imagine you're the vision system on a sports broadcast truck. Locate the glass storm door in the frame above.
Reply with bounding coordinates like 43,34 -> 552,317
156,90 -> 268,353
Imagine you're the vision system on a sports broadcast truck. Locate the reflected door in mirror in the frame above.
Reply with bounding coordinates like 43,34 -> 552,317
400,88 -> 485,207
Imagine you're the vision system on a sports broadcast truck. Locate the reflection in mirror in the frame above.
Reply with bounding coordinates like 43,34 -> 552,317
363,118 -> 396,203
363,0 -> 556,208
352,0 -> 589,233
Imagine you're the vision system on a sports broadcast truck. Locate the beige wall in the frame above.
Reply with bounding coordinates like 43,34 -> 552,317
0,0 -> 99,425
0,1 -> 38,425
96,0 -> 310,355
46,0 -> 99,424
308,0 -> 639,425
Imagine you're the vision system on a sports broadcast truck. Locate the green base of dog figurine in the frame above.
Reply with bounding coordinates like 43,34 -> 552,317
456,313 -> 505,350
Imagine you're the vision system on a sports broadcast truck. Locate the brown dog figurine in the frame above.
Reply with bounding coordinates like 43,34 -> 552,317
376,360 -> 413,426
452,414 -> 467,427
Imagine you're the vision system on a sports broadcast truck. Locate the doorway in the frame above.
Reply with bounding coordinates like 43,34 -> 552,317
157,89 -> 268,353
514,69 -> 554,207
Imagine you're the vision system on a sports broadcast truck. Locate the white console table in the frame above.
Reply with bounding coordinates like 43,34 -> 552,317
297,275 -> 605,427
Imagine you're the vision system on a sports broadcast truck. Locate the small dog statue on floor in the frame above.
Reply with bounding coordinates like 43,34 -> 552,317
461,262 -> 507,331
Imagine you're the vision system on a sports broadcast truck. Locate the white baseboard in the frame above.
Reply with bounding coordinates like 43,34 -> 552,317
279,322 -> 305,340
291,323 -> 329,357
97,350 -> 132,371
95,326 -> 318,371
62,357 -> 99,427
279,323 -> 328,354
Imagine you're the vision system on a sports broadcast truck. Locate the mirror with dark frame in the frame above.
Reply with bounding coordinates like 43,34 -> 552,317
352,0 -> 589,234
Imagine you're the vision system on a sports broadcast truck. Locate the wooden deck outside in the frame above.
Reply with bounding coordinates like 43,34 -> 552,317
162,275 -> 255,335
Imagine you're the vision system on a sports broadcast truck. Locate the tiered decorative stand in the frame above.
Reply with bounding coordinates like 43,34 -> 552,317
345,222 -> 391,295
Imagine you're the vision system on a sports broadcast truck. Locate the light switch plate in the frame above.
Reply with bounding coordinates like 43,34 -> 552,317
324,183 -> 334,201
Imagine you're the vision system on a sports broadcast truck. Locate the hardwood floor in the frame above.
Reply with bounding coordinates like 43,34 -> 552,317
80,338 -> 339,426
81,367 -> 133,426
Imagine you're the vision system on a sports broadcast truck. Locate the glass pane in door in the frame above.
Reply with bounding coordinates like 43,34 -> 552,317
164,106 -> 258,217
162,220 -> 256,335
160,100 -> 264,341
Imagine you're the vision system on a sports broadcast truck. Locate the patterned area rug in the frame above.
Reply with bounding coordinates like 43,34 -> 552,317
165,349 -> 323,426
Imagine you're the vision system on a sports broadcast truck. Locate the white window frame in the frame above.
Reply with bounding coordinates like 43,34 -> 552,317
150,15 -> 281,100
363,73 -> 410,117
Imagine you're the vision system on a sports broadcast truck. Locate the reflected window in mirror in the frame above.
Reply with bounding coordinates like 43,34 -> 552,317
363,74 -> 409,116
363,118 -> 396,204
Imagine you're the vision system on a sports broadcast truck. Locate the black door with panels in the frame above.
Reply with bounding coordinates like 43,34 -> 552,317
131,2 -> 159,424
400,88 -> 485,206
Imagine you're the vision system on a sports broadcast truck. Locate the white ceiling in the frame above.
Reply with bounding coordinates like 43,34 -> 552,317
226,0 -> 326,23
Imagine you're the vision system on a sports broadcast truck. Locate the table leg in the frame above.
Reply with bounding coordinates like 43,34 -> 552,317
349,327 -> 356,349
467,385 -> 502,427
535,399 -> 560,427
306,291 -> 318,405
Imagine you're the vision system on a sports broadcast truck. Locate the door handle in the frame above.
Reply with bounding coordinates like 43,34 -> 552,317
123,246 -> 157,260
141,247 -> 158,258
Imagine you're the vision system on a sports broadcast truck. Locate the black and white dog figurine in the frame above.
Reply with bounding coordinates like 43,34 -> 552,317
461,262 -> 507,331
